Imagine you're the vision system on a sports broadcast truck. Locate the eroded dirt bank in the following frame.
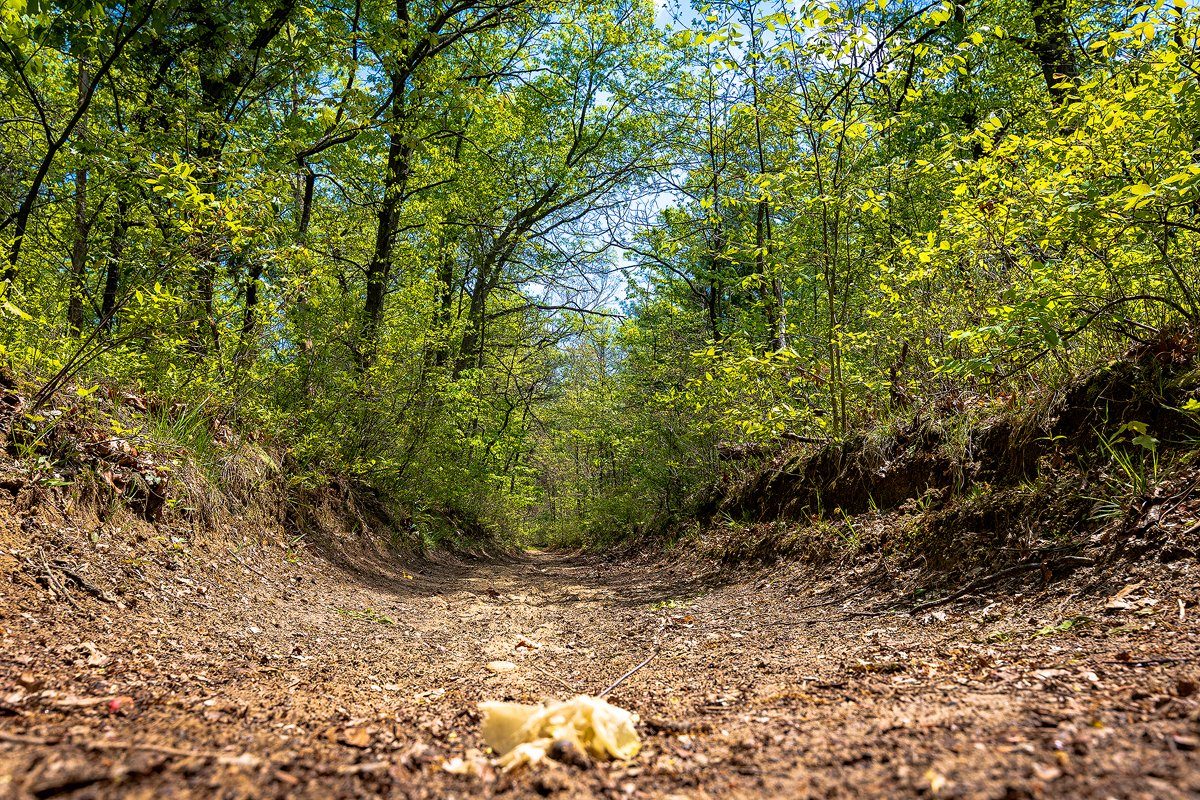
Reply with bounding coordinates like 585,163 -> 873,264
1,525 -> 1199,800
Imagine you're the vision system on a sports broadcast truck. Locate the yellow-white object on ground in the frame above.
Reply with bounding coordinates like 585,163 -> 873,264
479,695 -> 641,771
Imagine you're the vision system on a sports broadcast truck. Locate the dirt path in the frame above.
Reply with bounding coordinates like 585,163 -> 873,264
2,528 -> 1199,799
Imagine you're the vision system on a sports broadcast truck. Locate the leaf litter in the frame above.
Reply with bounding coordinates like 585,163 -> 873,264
1,517 -> 1199,799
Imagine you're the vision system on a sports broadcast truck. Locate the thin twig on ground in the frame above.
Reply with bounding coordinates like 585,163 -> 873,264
0,730 -> 253,761
599,644 -> 662,698
793,584 -> 867,612
0,730 -> 52,745
39,548 -> 78,609
910,556 -> 1095,614
84,741 -> 243,758
227,549 -> 275,585
52,560 -> 117,603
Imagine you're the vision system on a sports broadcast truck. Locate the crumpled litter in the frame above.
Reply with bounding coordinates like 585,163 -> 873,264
479,695 -> 641,771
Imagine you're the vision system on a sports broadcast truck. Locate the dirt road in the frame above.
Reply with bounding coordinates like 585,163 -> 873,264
1,528 -> 1199,799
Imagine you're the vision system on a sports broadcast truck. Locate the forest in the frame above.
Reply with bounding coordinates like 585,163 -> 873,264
4,0 -> 1198,547
2,2 -> 1200,798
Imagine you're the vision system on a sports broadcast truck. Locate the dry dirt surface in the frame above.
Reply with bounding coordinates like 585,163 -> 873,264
1,521 -> 1199,800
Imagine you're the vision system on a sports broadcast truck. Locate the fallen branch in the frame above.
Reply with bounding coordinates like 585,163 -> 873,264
794,586 -> 866,612
599,644 -> 661,698
0,730 -> 53,745
52,561 -> 117,603
642,717 -> 711,735
227,549 -> 275,584
910,556 -> 1095,614
85,741 -> 245,759
39,548 -> 78,610
0,729 -> 261,763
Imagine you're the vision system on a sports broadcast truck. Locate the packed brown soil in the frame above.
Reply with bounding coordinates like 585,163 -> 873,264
1,505 -> 1199,800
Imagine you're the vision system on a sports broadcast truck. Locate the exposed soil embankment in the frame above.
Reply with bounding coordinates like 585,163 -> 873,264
720,346 -> 1200,534
0,365 -> 495,565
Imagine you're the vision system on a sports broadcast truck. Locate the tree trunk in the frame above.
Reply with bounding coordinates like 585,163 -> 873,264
295,166 -> 316,388
100,198 -> 129,332
191,260 -> 220,361
298,168 -> 316,241
237,259 -> 264,360
1028,0 -> 1078,103
360,73 -> 412,369
360,133 -> 410,367
756,199 -> 785,350
190,13 -> 227,361
432,231 -> 457,368
455,256 -> 496,378
67,63 -> 90,335
747,6 -> 786,352
708,279 -> 722,343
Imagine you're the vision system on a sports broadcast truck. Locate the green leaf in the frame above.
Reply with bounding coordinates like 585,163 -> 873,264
2,300 -> 32,321
1131,433 -> 1158,451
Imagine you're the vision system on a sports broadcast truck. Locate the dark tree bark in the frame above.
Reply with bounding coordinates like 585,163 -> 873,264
296,166 -> 317,362
100,199 -> 129,332
298,168 -> 316,241
1027,0 -> 1078,103
67,63 -> 90,335
186,0 -> 297,358
361,105 -> 413,369
431,232 -> 458,369
455,253 -> 500,377
237,260 -> 265,360
355,0 -> 531,369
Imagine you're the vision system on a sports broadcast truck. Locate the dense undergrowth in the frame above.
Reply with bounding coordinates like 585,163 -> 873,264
0,362 -> 490,557
5,1 -> 1200,554
2,321 -> 1199,595
666,336 -> 1200,586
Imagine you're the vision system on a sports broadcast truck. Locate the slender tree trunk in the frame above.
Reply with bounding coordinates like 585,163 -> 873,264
360,136 -> 408,364
432,231 -> 457,368
237,259 -> 264,360
756,199 -> 776,341
192,260 -> 220,361
455,256 -> 496,377
100,198 -> 129,332
708,279 -> 722,343
295,166 -> 316,369
707,212 -> 724,343
67,63 -> 91,335
766,211 -> 785,351
747,3 -> 786,352
191,16 -> 226,361
360,72 -> 412,369
705,71 -> 725,345
298,168 -> 316,240
1028,0 -> 1078,103
187,0 -> 298,363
